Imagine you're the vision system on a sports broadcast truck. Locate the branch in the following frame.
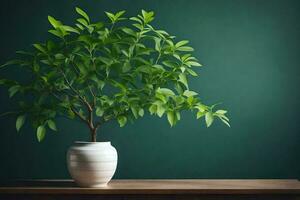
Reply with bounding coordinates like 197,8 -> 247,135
94,120 -> 102,129
59,69 -> 93,112
50,91 -> 64,102
88,108 -> 94,129
50,90 -> 91,127
155,40 -> 166,65
110,22 -> 115,32
70,61 -> 80,76
88,85 -> 96,108
70,107 -> 89,125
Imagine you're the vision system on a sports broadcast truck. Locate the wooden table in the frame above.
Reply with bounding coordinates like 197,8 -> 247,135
0,179 -> 300,200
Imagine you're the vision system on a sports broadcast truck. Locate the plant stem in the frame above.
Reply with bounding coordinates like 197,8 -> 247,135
70,107 -> 89,124
0,111 -> 19,118
88,85 -> 96,107
91,127 -> 98,142
60,69 -> 93,111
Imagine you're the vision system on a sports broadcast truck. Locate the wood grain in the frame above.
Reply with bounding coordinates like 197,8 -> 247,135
0,179 -> 300,195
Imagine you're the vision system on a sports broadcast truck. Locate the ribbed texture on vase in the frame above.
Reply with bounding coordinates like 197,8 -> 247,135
67,141 -> 118,188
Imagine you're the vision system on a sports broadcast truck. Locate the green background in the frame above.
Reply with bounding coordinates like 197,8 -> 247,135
0,0 -> 299,180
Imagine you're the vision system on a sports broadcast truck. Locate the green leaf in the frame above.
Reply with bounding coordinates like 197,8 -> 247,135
131,107 -> 138,119
183,90 -> 198,97
178,73 -> 188,89
0,79 -> 5,85
47,40 -> 56,51
219,117 -> 230,127
149,104 -> 157,115
141,10 -> 147,19
138,108 -> 144,117
0,60 -> 23,68
205,112 -> 214,127
154,37 -> 161,51
105,10 -> 126,23
47,120 -> 57,131
40,59 -> 51,65
166,39 -> 175,47
132,23 -> 143,30
16,51 -> 34,56
110,80 -> 127,92
186,68 -> 198,76
196,111 -> 205,119
77,18 -> 88,26
37,125 -> 46,142
123,61 -> 131,72
121,50 -> 129,57
215,110 -> 227,115
176,111 -> 181,120
153,64 -> 164,70
156,93 -> 167,103
215,112 -> 229,122
187,96 -> 194,106
167,111 -> 175,127
48,29 -> 64,38
16,115 -> 26,132
75,7 -> 90,23
97,80 -> 105,90
105,12 -> 115,23
182,54 -> 191,61
32,62 -> 40,72
162,61 -> 177,68
96,107 -> 104,117
8,85 -> 20,98
186,61 -> 202,67
68,109 -> 75,119
175,40 -> 189,48
156,103 -> 165,117
156,88 -> 175,96
92,22 -> 104,30
174,96 -> 185,105
177,46 -> 194,52
156,30 -> 169,36
60,25 -> 80,34
33,44 -> 47,54
75,23 -> 84,30
180,66 -> 186,72
141,10 -> 154,24
98,56 -> 113,65
117,116 -> 127,127
195,104 -> 207,112
115,10 -> 126,19
54,53 -> 64,60
130,17 -> 143,24
211,103 -> 222,110
48,16 -> 61,29
122,27 -> 136,37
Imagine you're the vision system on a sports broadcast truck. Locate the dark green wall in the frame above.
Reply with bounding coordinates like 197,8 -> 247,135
0,0 -> 299,180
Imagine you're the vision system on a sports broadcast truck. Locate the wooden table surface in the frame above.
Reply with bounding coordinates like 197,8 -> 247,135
1,179 -> 300,195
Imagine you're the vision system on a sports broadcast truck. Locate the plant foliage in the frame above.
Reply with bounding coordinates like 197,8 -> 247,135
0,8 -> 230,142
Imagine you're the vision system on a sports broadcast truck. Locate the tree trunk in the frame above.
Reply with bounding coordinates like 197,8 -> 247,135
91,128 -> 97,142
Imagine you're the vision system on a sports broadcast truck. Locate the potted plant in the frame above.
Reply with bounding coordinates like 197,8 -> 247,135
0,7 -> 230,187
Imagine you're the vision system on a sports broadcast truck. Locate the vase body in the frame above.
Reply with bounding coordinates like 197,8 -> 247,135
67,141 -> 118,187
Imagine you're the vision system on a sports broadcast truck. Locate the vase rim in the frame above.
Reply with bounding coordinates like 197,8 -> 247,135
74,141 -> 111,145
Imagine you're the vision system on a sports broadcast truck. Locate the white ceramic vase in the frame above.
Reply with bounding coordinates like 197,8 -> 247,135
67,141 -> 118,188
